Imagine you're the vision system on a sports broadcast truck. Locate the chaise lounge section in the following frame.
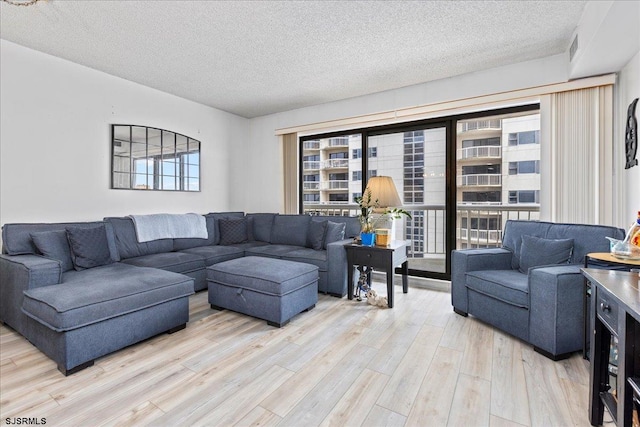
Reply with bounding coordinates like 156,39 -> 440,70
0,221 -> 194,375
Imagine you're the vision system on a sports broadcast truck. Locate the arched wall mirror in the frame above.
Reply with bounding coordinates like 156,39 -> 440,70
111,125 -> 200,191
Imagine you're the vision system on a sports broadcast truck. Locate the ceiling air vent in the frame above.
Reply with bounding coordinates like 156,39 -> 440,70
569,35 -> 579,62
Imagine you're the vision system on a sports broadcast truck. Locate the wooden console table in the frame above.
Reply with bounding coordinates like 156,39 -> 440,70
346,240 -> 408,308
583,254 -> 640,359
583,268 -> 640,426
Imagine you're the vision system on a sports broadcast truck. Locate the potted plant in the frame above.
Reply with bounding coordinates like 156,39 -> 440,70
355,189 -> 412,246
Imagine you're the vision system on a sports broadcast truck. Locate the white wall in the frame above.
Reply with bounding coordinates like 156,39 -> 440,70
616,51 -> 640,227
239,54 -> 570,213
0,40 -> 248,226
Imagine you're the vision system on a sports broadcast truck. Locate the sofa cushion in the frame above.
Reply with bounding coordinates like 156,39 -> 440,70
22,263 -> 194,332
2,221 -> 119,261
311,216 -> 361,239
518,235 -> 573,273
466,270 -> 529,308
121,251 -> 205,274
179,245 -> 244,266
501,220 -> 625,270
67,225 -> 114,271
307,220 -> 327,250
247,213 -> 277,242
282,248 -> 328,271
218,218 -> 249,245
31,230 -> 74,272
209,212 -> 245,245
224,241 -> 270,251
173,214 -> 216,251
502,221 -> 552,271
245,244 -> 301,259
270,215 -> 311,247
104,217 -> 173,260
545,223 -> 624,264
324,221 -> 346,249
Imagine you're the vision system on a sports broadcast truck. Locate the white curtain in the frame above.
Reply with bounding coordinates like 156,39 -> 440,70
544,85 -> 614,224
282,133 -> 298,214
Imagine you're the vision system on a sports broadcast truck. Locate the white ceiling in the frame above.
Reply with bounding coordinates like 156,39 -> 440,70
0,0 -> 589,118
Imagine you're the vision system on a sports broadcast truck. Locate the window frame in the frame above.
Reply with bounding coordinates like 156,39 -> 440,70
297,103 -> 539,281
111,124 -> 200,192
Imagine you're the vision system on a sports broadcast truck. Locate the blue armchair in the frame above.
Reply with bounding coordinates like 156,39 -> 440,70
451,220 -> 625,360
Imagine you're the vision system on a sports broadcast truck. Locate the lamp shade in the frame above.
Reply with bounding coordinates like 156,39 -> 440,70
364,176 -> 402,208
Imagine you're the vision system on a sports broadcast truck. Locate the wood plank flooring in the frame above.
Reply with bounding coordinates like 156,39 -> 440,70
0,282 -> 595,427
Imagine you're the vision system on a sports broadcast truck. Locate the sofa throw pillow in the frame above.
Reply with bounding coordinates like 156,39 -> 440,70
31,230 -> 74,272
247,213 -> 276,242
66,224 -> 114,270
518,235 -> 574,273
307,220 -> 328,250
270,215 -> 311,247
210,212 -> 245,245
324,221 -> 346,249
218,218 -> 248,245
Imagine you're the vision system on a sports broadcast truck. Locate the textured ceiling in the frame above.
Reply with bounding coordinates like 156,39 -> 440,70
0,0 -> 587,118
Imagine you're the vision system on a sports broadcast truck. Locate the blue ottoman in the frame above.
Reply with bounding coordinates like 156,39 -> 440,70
207,256 -> 318,327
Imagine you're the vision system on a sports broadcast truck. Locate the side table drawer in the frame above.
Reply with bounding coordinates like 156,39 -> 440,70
596,288 -> 618,332
350,250 -> 387,267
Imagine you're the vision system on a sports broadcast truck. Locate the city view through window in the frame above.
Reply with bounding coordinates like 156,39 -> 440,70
301,109 -> 540,278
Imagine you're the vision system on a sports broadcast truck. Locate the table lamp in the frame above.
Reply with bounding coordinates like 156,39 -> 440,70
364,176 -> 402,246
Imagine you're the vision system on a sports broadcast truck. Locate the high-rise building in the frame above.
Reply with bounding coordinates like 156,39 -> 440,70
301,111 -> 541,269
457,113 -> 541,249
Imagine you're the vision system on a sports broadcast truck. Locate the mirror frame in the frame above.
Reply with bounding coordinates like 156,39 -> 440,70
111,124 -> 201,192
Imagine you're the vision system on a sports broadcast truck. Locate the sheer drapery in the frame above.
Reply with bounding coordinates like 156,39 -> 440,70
281,133 -> 298,214
543,85 -> 614,224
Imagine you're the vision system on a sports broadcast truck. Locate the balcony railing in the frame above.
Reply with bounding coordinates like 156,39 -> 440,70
457,204 -> 540,248
321,159 -> 349,169
303,204 -> 358,216
303,161 -> 320,170
303,140 -> 320,150
458,119 -> 502,132
328,137 -> 349,147
303,182 -> 320,190
320,180 -> 349,190
320,137 -> 350,149
457,146 -> 501,160
458,228 -> 501,243
457,174 -> 502,186
301,203 -> 540,255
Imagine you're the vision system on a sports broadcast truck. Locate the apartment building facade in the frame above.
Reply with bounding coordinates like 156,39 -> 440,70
301,111 -> 541,273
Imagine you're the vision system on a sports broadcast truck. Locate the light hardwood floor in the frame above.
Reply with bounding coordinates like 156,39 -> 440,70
0,283 -> 595,427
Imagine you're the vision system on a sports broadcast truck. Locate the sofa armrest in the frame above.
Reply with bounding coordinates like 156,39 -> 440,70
325,238 -> 353,297
451,248 -> 513,313
528,264 -> 584,356
0,254 -> 62,330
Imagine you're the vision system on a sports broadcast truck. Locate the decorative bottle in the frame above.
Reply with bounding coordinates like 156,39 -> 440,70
630,210 -> 640,247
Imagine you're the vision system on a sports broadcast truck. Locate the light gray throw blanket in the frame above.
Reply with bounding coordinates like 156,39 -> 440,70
129,213 -> 208,243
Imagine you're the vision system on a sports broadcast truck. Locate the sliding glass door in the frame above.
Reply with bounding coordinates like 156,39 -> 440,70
299,105 -> 540,281
300,122 -> 452,279
367,124 -> 449,276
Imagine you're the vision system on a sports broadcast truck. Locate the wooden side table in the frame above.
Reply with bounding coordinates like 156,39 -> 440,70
345,240 -> 409,308
583,268 -> 640,426
587,252 -> 640,269
584,253 -> 640,359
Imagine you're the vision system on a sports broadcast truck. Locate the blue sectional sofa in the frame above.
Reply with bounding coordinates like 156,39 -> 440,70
451,220 -> 625,360
0,212 -> 359,375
